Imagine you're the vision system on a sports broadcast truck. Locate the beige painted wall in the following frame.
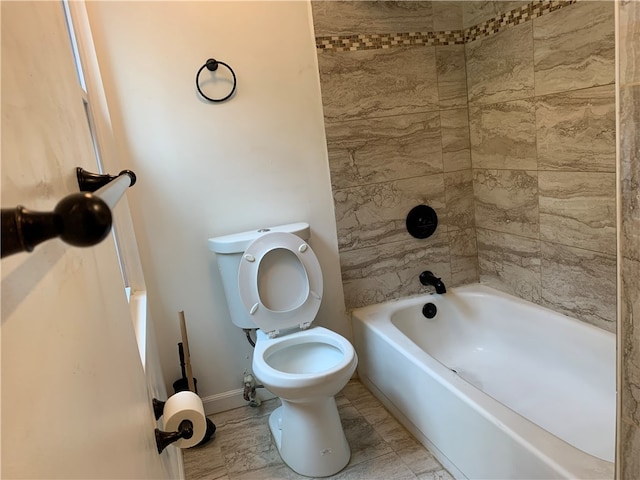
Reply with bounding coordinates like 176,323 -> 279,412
85,1 -> 346,410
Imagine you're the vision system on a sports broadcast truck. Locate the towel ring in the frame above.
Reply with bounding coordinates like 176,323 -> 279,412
196,58 -> 236,103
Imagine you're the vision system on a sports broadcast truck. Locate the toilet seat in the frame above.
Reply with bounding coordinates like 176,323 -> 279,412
238,232 -> 323,336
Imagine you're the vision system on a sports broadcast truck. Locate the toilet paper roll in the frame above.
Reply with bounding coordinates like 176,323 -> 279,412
163,391 -> 207,449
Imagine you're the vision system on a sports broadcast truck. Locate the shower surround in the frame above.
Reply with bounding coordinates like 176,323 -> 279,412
312,0 -> 640,476
312,0 -> 616,333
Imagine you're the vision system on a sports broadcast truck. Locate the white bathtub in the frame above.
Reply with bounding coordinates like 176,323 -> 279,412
351,284 -> 615,479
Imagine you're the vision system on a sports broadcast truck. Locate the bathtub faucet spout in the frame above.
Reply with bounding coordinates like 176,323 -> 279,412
419,271 -> 446,294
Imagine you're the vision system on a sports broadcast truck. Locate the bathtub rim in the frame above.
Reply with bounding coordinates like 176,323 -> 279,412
351,283 -> 614,480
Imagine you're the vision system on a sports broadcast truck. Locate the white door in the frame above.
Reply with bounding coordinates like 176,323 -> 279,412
1,2 -> 174,477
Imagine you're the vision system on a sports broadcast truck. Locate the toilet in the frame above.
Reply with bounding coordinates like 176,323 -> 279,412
208,223 -> 358,477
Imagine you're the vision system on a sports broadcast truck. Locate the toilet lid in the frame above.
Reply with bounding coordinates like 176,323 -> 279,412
238,231 -> 323,335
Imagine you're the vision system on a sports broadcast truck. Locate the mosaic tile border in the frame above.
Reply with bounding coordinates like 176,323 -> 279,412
315,0 -> 577,52
465,0 -> 577,42
316,31 -> 465,52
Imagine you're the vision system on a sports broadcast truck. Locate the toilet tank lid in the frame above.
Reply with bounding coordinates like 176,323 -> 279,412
208,222 -> 311,254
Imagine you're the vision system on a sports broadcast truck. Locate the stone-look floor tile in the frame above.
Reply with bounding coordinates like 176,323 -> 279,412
230,462 -> 303,480
432,1 -> 462,32
619,0 -> 640,85
223,441 -> 283,476
340,380 -> 372,403
417,468 -> 456,480
436,45 -> 467,109
342,413 -> 394,467
440,108 -> 471,173
469,99 -> 537,170
317,47 -> 438,122
333,452 -> 419,480
477,228 -> 541,304
533,1 -> 614,97
540,242 -> 616,332
183,432 -> 227,480
449,228 -> 478,286
539,171 -> 616,254
186,381 -> 448,480
311,1 -> 433,37
325,112 -> 443,190
620,85 -> 640,262
535,84 -> 616,172
335,393 -> 351,409
373,415 -> 422,452
353,399 -> 395,427
396,444 -> 442,476
334,174 -> 446,252
621,258 -> 640,426
466,21 -> 534,105
340,232 -> 451,309
620,419 -> 640,480
473,169 -> 539,239
445,170 -> 474,231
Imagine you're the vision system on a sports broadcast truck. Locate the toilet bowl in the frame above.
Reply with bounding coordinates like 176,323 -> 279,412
253,327 -> 357,400
208,223 -> 358,477
253,327 -> 357,477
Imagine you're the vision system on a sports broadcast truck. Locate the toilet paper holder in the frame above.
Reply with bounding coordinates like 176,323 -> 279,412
153,398 -> 195,453
152,397 -> 216,453
155,419 -> 194,454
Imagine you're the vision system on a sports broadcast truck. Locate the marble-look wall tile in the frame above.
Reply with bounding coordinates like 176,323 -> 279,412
341,232 -> 451,308
469,99 -> 537,170
433,1 -> 463,32
325,112 -> 443,190
318,47 -> 439,122
476,228 -> 541,303
533,0 -> 615,97
473,169 -> 539,239
311,1 -> 434,36
540,242 -> 616,331
620,0 -> 640,85
449,228 -> 478,286
619,4 -> 640,477
445,169 -> 474,231
621,258 -> 640,426
440,108 -> 471,172
436,45 -> 467,109
462,1 -> 527,30
466,21 -> 534,105
620,85 -> 640,262
539,171 -> 616,254
535,84 -> 616,172
334,174 -> 446,251
620,420 -> 640,480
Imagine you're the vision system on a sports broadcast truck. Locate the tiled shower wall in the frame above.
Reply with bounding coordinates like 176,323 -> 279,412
312,1 -> 617,334
619,0 -> 640,475
312,1 -> 477,309
466,1 -> 616,332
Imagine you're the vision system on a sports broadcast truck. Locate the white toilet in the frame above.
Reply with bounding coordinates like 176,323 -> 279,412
208,223 -> 358,477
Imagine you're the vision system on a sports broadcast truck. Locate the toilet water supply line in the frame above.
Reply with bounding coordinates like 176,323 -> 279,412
243,328 -> 263,407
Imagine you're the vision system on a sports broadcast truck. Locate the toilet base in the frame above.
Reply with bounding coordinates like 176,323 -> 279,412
269,397 -> 350,477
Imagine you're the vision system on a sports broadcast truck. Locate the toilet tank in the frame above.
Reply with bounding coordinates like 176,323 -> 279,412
208,223 -> 311,329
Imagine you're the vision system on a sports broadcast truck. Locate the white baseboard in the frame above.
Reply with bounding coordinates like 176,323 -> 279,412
200,387 -> 277,416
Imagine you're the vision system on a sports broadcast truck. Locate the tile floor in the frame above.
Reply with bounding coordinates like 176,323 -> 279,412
184,379 -> 454,480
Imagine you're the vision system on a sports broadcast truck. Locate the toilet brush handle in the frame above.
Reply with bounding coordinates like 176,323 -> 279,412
179,310 -> 196,392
